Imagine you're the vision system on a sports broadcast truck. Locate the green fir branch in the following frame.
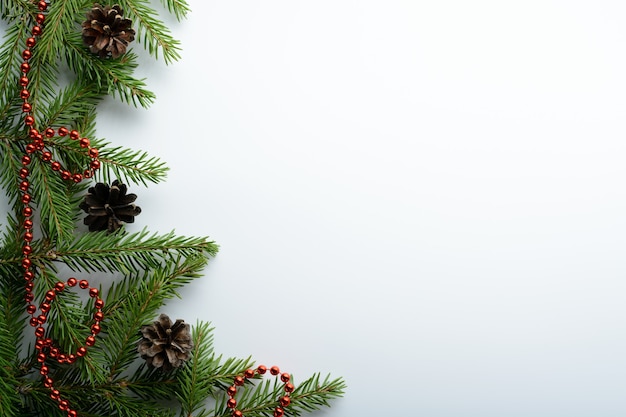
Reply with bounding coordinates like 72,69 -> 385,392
50,228 -> 217,274
95,144 -> 169,186
117,0 -> 183,64
159,0 -> 190,21
64,34 -> 156,108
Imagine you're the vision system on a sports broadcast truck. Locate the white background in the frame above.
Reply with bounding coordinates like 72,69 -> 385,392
96,1 -> 626,416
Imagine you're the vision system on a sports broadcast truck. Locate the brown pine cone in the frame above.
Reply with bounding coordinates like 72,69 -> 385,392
79,179 -> 141,233
137,314 -> 194,371
82,3 -> 135,58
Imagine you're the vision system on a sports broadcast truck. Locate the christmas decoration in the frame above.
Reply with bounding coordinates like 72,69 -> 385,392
0,0 -> 344,416
138,313 -> 193,371
82,3 -> 136,58
79,179 -> 142,232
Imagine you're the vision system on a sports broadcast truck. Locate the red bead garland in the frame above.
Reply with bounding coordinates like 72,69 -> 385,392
17,2 -> 103,416
226,365 -> 296,417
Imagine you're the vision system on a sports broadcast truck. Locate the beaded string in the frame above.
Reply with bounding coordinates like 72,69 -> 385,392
226,365 -> 295,417
19,2 -> 103,416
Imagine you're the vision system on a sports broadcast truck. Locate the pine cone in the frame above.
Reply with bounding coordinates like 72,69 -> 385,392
79,179 -> 141,233
137,314 -> 194,371
82,3 -> 135,58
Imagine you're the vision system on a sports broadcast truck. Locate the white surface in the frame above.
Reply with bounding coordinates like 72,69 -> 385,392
97,1 -> 626,416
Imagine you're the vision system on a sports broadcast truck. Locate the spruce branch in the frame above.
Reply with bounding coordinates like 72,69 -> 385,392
95,144 -> 169,185
64,34 -> 157,108
116,0 -> 183,64
49,228 -> 217,274
159,0 -> 190,21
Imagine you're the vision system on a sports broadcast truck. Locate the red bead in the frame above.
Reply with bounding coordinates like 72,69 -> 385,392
40,303 -> 50,313
227,385 -> 237,396
37,314 -> 46,324
36,13 -> 45,24
279,396 -> 291,407
50,347 -> 59,357
29,317 -> 38,327
19,76 -> 29,86
79,279 -> 89,289
284,383 -> 294,393
24,232 -> 33,242
280,373 -> 290,383
45,290 -> 56,301
244,369 -> 255,379
72,173 -> 83,183
26,304 -> 36,314
21,258 -> 31,268
20,62 -> 30,73
54,282 -> 65,292
88,148 -> 99,158
21,194 -> 31,204
79,138 -> 90,148
35,327 -> 45,338
21,156 -> 31,165
273,407 -> 284,417
234,375 -> 244,386
51,161 -> 61,171
24,115 -> 35,125
67,354 -> 77,364
42,151 -> 52,161
50,389 -> 60,400
23,206 -> 32,216
68,410 -> 78,417
19,180 -> 29,191
83,169 -> 93,178
91,324 -> 101,334
19,167 -> 29,177
257,365 -> 267,374
26,37 -> 36,47
58,127 -> 68,136
69,130 -> 79,140
24,282 -> 34,292
94,311 -> 104,321
22,50 -> 32,60
24,270 -> 34,280
37,1 -> 47,11
25,143 -> 36,153
270,366 -> 280,376
59,400 -> 69,411
76,346 -> 87,357
226,398 -> 237,409
94,299 -> 104,309
40,365 -> 49,375
20,89 -> 30,99
22,244 -> 32,255
37,352 -> 46,363
233,411 -> 243,417
86,335 -> 96,346
90,160 -> 101,170
32,26 -> 42,36
21,103 -> 31,112
67,277 -> 77,287
44,127 -> 54,137
61,170 -> 71,180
